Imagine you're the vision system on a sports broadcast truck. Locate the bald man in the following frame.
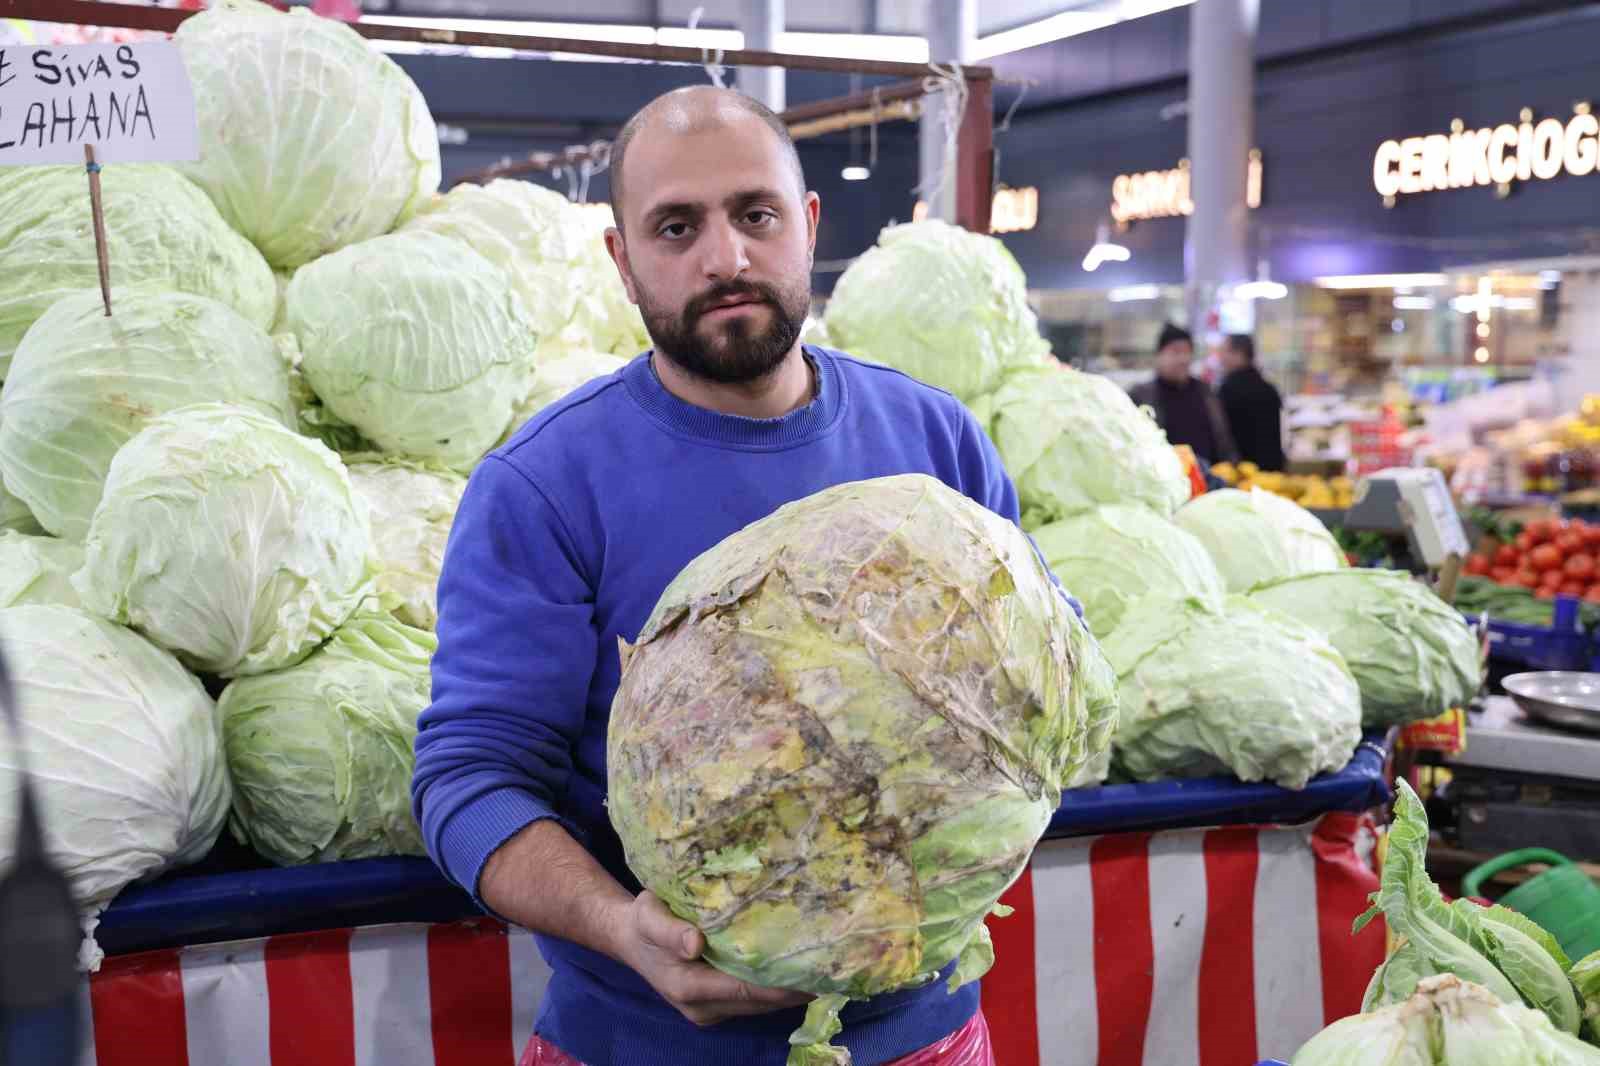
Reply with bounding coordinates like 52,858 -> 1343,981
413,87 -> 1014,1065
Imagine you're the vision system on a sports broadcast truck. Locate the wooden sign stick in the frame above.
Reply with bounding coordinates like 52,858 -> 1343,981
83,144 -> 112,316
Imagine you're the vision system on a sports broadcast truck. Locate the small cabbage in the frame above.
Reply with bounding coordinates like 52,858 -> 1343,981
218,614 -> 435,865
1103,595 -> 1362,789
0,532 -> 83,609
346,460 -> 466,630
1032,504 -> 1224,638
0,605 -> 230,969
0,164 -> 275,379
503,350 -> 627,442
824,220 -> 1048,401
1251,570 -> 1482,728
609,475 -> 1116,1064
1177,487 -> 1346,592
984,366 -> 1191,527
175,0 -> 440,268
75,404 -> 374,677
286,231 -> 538,469
0,288 -> 292,539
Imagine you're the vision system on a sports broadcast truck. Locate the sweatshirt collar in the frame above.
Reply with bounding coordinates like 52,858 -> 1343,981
622,345 -> 844,450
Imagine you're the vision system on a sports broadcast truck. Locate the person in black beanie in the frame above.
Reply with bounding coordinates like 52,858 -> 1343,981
1129,324 -> 1238,465
1217,333 -> 1287,471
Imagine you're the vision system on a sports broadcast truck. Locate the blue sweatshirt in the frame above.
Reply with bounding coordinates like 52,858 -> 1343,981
413,347 -> 1032,1066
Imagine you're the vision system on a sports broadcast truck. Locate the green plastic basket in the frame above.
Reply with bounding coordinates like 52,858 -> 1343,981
1462,848 -> 1600,961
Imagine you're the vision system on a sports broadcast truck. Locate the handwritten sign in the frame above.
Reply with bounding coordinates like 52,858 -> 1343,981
0,42 -> 197,166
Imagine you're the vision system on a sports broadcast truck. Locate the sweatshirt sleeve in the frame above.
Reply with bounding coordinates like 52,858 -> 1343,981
412,454 -> 598,905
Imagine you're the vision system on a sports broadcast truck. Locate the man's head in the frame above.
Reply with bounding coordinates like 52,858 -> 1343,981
604,86 -> 819,385
1220,333 -> 1255,374
1154,323 -> 1195,384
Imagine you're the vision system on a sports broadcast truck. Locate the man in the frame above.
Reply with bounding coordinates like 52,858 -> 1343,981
1217,333 -> 1287,472
1129,323 -> 1238,466
412,86 -> 1022,1065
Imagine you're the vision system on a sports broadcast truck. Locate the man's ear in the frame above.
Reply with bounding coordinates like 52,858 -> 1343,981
604,226 -> 641,306
804,191 -> 821,262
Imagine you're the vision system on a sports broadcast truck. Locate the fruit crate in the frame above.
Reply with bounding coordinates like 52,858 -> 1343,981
1463,595 -> 1599,672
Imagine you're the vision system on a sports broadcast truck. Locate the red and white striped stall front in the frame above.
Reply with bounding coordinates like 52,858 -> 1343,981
79,813 -> 1384,1066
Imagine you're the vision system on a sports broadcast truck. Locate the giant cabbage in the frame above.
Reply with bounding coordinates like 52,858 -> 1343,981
0,288 -> 292,539
1032,504 -> 1225,638
0,605 -> 230,969
286,231 -> 538,468
75,404 -> 374,677
824,220 -> 1048,401
502,349 -> 627,443
0,164 -> 275,379
984,365 -> 1191,527
1251,570 -> 1481,728
346,460 -> 466,630
1177,487 -> 1346,592
609,474 -> 1116,1065
1293,975 -> 1600,1066
175,0 -> 441,269
218,614 -> 435,865
0,532 -> 83,609
1103,595 -> 1362,789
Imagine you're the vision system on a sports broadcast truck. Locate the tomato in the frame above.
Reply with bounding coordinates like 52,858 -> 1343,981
1517,531 -> 1538,552
1536,590 -> 1556,600
1530,544 -> 1564,572
1491,566 -> 1517,584
1560,581 -> 1588,597
1524,521 -> 1551,544
1565,553 -> 1597,580
1557,531 -> 1585,555
1465,554 -> 1492,576
1586,585 -> 1600,603
1495,545 -> 1520,567
1515,569 -> 1542,590
1586,526 -> 1600,549
1540,569 -> 1565,591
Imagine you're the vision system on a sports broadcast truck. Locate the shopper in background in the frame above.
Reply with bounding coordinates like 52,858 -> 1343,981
1217,333 -> 1287,472
1130,323 -> 1238,465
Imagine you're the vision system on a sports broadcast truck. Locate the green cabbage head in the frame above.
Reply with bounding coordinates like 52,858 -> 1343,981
0,288 -> 292,540
0,470 -> 41,535
347,459 -> 466,630
175,0 -> 440,269
0,532 -> 83,609
558,203 -> 651,358
0,605 -> 230,969
982,366 -> 1191,527
1032,503 -> 1224,638
824,220 -> 1049,401
1250,569 -> 1482,728
218,613 -> 435,866
502,349 -> 628,443
75,403 -> 374,677
1103,595 -> 1362,789
286,231 -> 538,469
1177,487 -> 1346,592
0,163 -> 275,380
608,474 -> 1116,1065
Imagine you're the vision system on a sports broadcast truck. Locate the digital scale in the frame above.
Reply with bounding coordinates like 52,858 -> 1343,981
1343,467 -> 1473,571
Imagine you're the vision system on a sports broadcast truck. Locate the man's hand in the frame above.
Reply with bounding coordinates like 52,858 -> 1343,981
617,891 -> 812,1027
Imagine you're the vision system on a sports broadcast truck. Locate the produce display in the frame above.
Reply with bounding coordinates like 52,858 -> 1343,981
0,531 -> 83,609
824,220 -> 1049,402
0,288 -> 293,539
0,605 -> 231,970
1453,576 -> 1600,628
1210,461 -> 1356,511
1250,569 -> 1481,728
347,459 -> 466,631
1463,516 -> 1600,602
1176,487 -> 1348,593
219,614 -> 435,866
609,475 -> 1117,1065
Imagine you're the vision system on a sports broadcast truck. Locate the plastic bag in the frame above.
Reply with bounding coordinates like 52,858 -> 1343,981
516,1009 -> 995,1066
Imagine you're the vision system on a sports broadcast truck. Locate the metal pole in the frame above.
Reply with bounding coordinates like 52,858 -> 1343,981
920,0 -> 977,222
736,0 -> 785,112
1186,0 -> 1258,323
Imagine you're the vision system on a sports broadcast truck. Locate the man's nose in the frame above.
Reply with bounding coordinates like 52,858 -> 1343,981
700,217 -> 751,283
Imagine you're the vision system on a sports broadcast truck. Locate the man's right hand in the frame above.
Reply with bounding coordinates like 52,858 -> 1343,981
617,891 -> 813,1028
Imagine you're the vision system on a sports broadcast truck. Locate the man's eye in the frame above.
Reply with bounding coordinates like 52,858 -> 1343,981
659,222 -> 691,239
745,210 -> 777,227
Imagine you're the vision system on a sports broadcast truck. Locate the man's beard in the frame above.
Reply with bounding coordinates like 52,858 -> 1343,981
637,276 -> 809,386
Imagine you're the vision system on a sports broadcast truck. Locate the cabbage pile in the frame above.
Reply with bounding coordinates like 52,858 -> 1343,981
0,605 -> 231,969
503,349 -> 628,441
1251,569 -> 1481,727
609,475 -> 1116,1065
1177,487 -> 1347,592
825,221 -> 1048,401
1102,595 -> 1363,789
219,614 -> 435,866
0,532 -> 83,609
347,460 -> 466,630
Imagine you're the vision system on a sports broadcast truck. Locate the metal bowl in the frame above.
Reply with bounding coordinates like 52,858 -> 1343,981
1502,671 -> 1600,735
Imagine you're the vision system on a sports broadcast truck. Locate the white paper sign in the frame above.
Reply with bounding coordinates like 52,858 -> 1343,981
0,41 -> 198,166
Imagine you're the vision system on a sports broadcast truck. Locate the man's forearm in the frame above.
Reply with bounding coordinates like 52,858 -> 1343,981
479,819 -> 636,964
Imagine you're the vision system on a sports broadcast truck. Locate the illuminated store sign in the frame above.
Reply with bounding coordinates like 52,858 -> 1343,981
911,186 -> 1039,233
1373,105 -> 1598,200
1111,150 -> 1263,223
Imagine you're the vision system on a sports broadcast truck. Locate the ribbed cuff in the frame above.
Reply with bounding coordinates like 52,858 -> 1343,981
436,785 -> 569,910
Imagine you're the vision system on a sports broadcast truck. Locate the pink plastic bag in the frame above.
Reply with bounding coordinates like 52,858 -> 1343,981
518,1009 -> 995,1066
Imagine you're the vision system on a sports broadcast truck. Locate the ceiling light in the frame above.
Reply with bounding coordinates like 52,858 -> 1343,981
1235,259 -> 1287,301
841,165 -> 871,182
1313,273 -> 1450,290
777,31 -> 928,63
1474,347 -> 1491,363
1082,223 -> 1131,272
1476,322 -> 1491,338
1393,296 -> 1436,310
972,12 -> 1118,60
1109,285 -> 1162,302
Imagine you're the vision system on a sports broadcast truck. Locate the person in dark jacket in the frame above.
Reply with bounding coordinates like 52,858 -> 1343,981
1217,333 -> 1287,471
1129,323 -> 1238,465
